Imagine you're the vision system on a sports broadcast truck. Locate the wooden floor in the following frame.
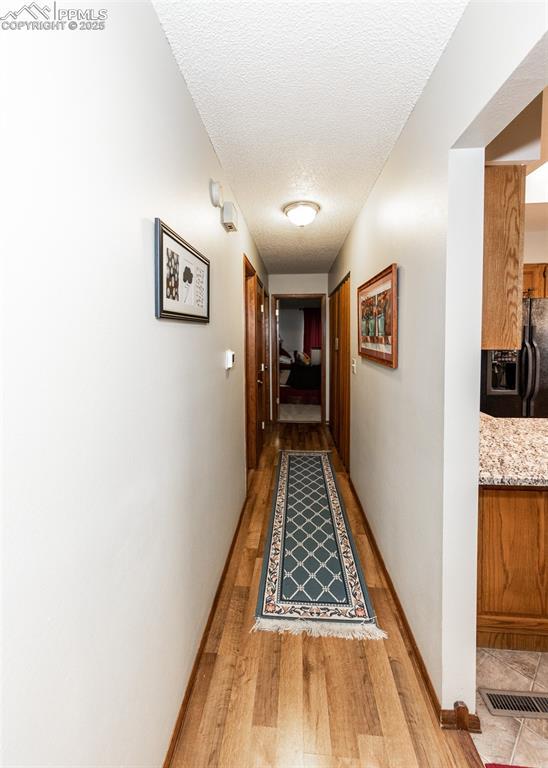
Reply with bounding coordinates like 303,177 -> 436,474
170,424 -> 482,768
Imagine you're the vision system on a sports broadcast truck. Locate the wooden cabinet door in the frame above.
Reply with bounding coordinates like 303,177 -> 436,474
482,165 -> 525,349
523,263 -> 547,298
477,488 -> 548,650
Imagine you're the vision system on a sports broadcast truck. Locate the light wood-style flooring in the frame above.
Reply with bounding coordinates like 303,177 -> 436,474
170,424 -> 482,768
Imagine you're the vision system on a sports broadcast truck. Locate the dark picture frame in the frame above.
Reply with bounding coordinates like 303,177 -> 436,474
155,218 -> 210,322
357,263 -> 398,368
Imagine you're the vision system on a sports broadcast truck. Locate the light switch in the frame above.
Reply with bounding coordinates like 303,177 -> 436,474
351,358 -> 357,374
225,350 -> 235,370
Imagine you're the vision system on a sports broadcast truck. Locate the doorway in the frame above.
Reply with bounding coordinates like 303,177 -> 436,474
329,274 -> 350,470
271,294 -> 326,423
243,256 -> 266,471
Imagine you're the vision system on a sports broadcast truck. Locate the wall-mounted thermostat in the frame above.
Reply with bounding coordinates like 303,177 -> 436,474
225,350 -> 235,370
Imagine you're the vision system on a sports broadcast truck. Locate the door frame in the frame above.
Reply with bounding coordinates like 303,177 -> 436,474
243,255 -> 265,471
263,289 -> 271,424
329,273 -> 351,469
271,293 -> 326,423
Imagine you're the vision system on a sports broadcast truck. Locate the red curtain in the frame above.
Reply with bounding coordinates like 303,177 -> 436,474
302,308 -> 322,357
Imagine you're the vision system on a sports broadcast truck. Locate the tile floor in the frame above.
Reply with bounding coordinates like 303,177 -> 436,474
472,648 -> 548,767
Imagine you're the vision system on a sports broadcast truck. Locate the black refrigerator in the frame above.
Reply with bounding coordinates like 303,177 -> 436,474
480,298 -> 548,418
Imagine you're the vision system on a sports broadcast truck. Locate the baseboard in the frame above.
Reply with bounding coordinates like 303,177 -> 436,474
478,614 -> 548,651
347,476 -> 481,734
162,496 -> 248,768
440,702 -> 482,733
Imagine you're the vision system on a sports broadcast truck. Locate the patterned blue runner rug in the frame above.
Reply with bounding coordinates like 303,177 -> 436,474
253,450 -> 386,640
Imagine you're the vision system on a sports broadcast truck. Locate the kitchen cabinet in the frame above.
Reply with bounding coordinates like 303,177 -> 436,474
477,487 -> 548,651
482,165 -> 526,350
523,262 -> 548,298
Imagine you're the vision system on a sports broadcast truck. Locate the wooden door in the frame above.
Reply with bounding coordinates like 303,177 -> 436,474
244,257 -> 265,470
329,275 -> 350,469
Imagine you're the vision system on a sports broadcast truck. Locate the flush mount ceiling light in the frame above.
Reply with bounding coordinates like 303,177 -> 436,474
283,201 -> 320,227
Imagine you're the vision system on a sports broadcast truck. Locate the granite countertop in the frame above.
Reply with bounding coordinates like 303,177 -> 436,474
479,413 -> 548,487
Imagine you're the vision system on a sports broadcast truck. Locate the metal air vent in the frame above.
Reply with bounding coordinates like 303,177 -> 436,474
480,687 -> 548,719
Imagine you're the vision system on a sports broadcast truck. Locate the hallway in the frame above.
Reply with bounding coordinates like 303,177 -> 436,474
4,4 -> 548,765
169,424 -> 482,768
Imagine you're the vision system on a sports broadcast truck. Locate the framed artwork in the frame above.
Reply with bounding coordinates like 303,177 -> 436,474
155,218 -> 210,322
357,263 -> 398,368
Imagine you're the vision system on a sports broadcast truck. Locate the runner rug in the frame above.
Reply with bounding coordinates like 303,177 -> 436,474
253,450 -> 386,640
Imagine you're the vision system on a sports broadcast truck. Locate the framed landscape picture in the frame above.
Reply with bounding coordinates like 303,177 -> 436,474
357,263 -> 398,368
155,218 -> 210,322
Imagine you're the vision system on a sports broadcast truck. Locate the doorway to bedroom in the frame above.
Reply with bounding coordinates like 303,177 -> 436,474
272,294 -> 326,423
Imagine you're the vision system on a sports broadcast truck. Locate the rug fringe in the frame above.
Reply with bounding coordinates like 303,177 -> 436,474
251,617 -> 387,640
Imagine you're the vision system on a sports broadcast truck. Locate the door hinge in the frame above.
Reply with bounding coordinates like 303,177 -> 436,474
260,363 -> 265,372
335,337 -> 339,350
260,303 -> 264,313
276,397 -> 280,405
275,308 -> 279,317
261,421 -> 265,430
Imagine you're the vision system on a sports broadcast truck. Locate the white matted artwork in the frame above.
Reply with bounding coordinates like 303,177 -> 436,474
155,218 -> 210,322
357,263 -> 398,368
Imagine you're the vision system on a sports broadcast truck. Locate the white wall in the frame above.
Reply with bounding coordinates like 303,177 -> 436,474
0,3 -> 266,766
269,273 -> 329,295
524,202 -> 548,263
279,309 -> 304,356
328,1 -> 546,710
525,226 -> 548,262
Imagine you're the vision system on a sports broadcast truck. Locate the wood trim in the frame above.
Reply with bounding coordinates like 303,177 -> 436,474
270,293 -> 327,423
244,259 -> 258,470
162,497 -> 248,768
440,703 -> 481,734
444,729 -> 485,767
330,276 -> 350,469
321,295 -> 326,424
348,476 -> 481,733
271,296 -> 279,422
243,254 -> 255,278
477,614 -> 548,651
329,270 -> 351,297
263,290 -> 271,423
477,614 -> 548,633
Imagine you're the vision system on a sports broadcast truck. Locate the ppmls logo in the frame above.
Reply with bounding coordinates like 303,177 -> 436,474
0,2 -> 108,30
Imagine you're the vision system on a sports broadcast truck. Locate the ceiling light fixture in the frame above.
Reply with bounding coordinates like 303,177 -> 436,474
283,201 -> 320,227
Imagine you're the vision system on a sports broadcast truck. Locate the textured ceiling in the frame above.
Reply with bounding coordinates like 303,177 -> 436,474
153,0 -> 468,273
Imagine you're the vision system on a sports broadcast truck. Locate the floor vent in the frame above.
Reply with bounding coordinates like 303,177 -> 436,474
479,687 -> 548,719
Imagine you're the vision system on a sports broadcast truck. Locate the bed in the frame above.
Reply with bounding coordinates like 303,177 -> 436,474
279,362 -> 322,405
